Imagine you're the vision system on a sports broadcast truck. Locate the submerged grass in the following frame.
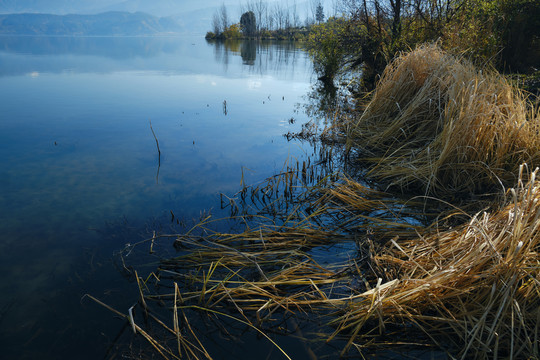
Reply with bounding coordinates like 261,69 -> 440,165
92,45 -> 540,359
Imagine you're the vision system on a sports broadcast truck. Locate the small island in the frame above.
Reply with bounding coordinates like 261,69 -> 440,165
205,2 -> 325,41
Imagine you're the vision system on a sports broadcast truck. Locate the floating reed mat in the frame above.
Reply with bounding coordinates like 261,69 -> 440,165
345,43 -> 540,198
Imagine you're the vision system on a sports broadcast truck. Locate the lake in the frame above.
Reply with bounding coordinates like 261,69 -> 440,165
0,36 -> 317,359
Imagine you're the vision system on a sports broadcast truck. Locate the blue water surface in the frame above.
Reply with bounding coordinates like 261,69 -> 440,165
0,35 -> 315,359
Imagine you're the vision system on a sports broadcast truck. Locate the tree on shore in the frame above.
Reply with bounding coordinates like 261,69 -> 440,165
219,4 -> 229,33
206,1 -> 315,40
240,11 -> 257,37
212,12 -> 221,35
207,4 -> 231,39
315,2 -> 324,23
306,0 -> 540,91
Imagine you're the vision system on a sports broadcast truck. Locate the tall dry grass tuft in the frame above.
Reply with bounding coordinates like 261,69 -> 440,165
346,43 -> 540,197
332,164 -> 540,359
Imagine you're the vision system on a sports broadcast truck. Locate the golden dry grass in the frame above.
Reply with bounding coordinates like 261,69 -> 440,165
330,164 -> 540,359
346,43 -> 540,198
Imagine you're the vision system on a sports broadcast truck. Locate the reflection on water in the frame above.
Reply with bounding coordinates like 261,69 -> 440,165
0,36 -> 313,80
0,36 -> 314,359
240,40 -> 257,65
209,39 -> 306,77
0,36 -> 184,58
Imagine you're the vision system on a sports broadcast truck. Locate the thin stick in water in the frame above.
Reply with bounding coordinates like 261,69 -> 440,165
149,120 -> 161,157
149,120 -> 161,183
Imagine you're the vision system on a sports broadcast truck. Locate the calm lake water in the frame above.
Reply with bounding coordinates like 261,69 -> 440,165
0,36 -> 316,359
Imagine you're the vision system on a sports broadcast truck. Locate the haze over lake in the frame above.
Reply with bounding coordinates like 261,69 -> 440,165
0,35 -> 316,359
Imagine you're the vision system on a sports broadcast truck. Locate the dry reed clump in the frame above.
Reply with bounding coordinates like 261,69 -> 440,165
331,165 -> 540,359
346,43 -> 540,198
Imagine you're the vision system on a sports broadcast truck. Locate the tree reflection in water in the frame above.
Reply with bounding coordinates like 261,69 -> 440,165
207,38 -> 308,78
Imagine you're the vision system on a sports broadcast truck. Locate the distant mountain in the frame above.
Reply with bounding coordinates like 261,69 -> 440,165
0,1 -> 336,36
0,0 -> 120,14
99,0 -> 201,17
0,0 -> 238,36
0,12 -> 182,36
0,0 -> 230,16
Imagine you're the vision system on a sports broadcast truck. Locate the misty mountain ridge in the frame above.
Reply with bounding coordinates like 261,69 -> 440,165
0,1 -> 336,36
0,0 -> 228,16
0,12 -> 183,36
0,0 -> 238,36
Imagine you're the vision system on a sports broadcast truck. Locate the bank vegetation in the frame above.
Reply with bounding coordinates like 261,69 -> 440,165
306,0 -> 539,92
205,0 -> 326,40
